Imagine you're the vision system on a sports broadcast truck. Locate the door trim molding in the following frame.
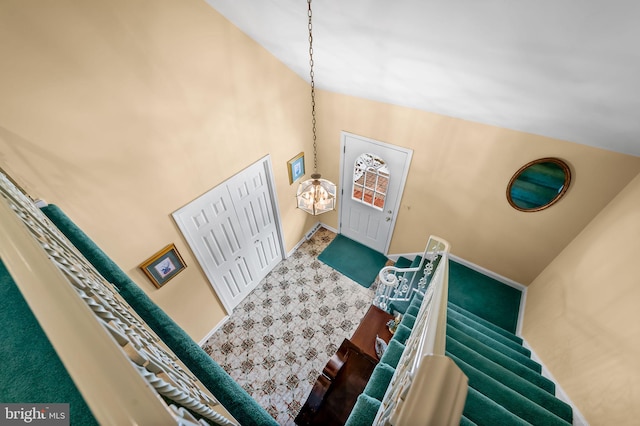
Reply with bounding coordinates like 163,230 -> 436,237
338,131 -> 413,254
261,154 -> 287,262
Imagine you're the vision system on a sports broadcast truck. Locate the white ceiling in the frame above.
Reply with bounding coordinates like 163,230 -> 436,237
205,0 -> 640,157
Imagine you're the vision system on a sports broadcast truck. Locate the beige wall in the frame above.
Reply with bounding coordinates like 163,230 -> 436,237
0,0 -> 316,341
3,11 -> 640,424
315,92 -> 640,284
523,172 -> 640,425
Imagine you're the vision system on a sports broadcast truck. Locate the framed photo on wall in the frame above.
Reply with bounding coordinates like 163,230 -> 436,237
139,243 -> 186,288
287,152 -> 305,184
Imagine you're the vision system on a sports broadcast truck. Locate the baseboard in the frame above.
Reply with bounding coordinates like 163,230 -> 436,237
286,221 -> 336,258
447,254 -> 526,291
198,315 -> 230,347
523,338 -> 590,426
387,251 -> 527,291
320,222 -> 338,234
516,288 -> 527,336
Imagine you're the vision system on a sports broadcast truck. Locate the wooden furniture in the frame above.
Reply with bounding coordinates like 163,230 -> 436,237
350,305 -> 395,360
295,305 -> 394,425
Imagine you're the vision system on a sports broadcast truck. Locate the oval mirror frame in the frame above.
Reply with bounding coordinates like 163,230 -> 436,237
507,157 -> 571,212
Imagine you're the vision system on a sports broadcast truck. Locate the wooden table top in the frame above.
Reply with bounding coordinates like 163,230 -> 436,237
350,304 -> 395,361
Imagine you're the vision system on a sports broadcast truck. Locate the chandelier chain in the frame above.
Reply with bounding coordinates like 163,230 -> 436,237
308,0 -> 318,174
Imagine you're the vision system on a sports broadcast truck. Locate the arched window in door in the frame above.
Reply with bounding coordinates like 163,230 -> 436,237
352,153 -> 389,210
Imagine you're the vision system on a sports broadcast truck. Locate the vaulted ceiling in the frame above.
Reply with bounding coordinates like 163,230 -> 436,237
205,0 -> 640,157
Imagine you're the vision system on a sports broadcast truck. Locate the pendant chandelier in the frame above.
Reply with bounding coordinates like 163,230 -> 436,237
296,0 -> 337,216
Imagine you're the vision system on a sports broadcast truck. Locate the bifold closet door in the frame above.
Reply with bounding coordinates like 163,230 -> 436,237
173,159 -> 282,313
226,160 -> 281,283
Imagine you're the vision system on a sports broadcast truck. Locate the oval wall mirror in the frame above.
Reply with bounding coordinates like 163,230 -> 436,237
507,158 -> 571,212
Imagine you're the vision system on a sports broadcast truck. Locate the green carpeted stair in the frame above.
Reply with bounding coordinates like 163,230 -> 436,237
40,205 -> 278,426
345,257 -> 573,425
386,254 -> 437,315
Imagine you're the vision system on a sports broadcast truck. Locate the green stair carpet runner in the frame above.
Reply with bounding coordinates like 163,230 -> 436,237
345,258 -> 573,426
41,205 -> 277,426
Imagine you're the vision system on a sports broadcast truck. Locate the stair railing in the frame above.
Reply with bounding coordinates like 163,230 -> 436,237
373,236 -> 468,425
0,171 -> 237,426
373,236 -> 444,313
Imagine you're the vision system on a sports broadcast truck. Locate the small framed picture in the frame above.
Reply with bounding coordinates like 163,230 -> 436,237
139,243 -> 186,288
287,152 -> 305,184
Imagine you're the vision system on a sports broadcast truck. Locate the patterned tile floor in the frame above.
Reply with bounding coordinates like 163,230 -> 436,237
202,227 -> 377,425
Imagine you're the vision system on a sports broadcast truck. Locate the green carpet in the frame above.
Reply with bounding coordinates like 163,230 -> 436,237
448,260 -> 522,333
0,260 -> 98,425
318,234 -> 388,288
345,290 -> 573,425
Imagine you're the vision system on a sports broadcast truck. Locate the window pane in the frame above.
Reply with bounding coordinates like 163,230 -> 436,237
364,171 -> 377,189
353,184 -> 364,201
376,174 -> 388,195
364,188 -> 375,205
374,193 -> 385,209
352,153 -> 389,210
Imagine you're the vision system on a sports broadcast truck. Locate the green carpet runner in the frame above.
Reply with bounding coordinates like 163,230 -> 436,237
345,257 -> 573,426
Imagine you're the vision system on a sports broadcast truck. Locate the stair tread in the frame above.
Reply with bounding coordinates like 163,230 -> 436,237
448,259 -> 521,334
394,256 -> 412,268
448,302 -> 523,345
388,288 -> 424,315
447,324 -> 555,394
448,316 -> 542,373
459,415 -> 478,426
448,352 -> 572,425
462,386 -> 529,426
447,337 -> 572,421
388,300 -> 410,316
448,308 -> 530,357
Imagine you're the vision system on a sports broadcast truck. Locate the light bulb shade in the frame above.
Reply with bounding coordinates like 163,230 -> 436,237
296,175 -> 337,215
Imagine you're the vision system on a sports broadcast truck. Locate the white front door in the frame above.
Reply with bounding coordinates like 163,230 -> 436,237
173,157 -> 283,313
339,132 -> 413,254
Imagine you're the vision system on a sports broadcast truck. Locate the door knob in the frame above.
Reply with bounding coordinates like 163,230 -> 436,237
386,217 -> 391,222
